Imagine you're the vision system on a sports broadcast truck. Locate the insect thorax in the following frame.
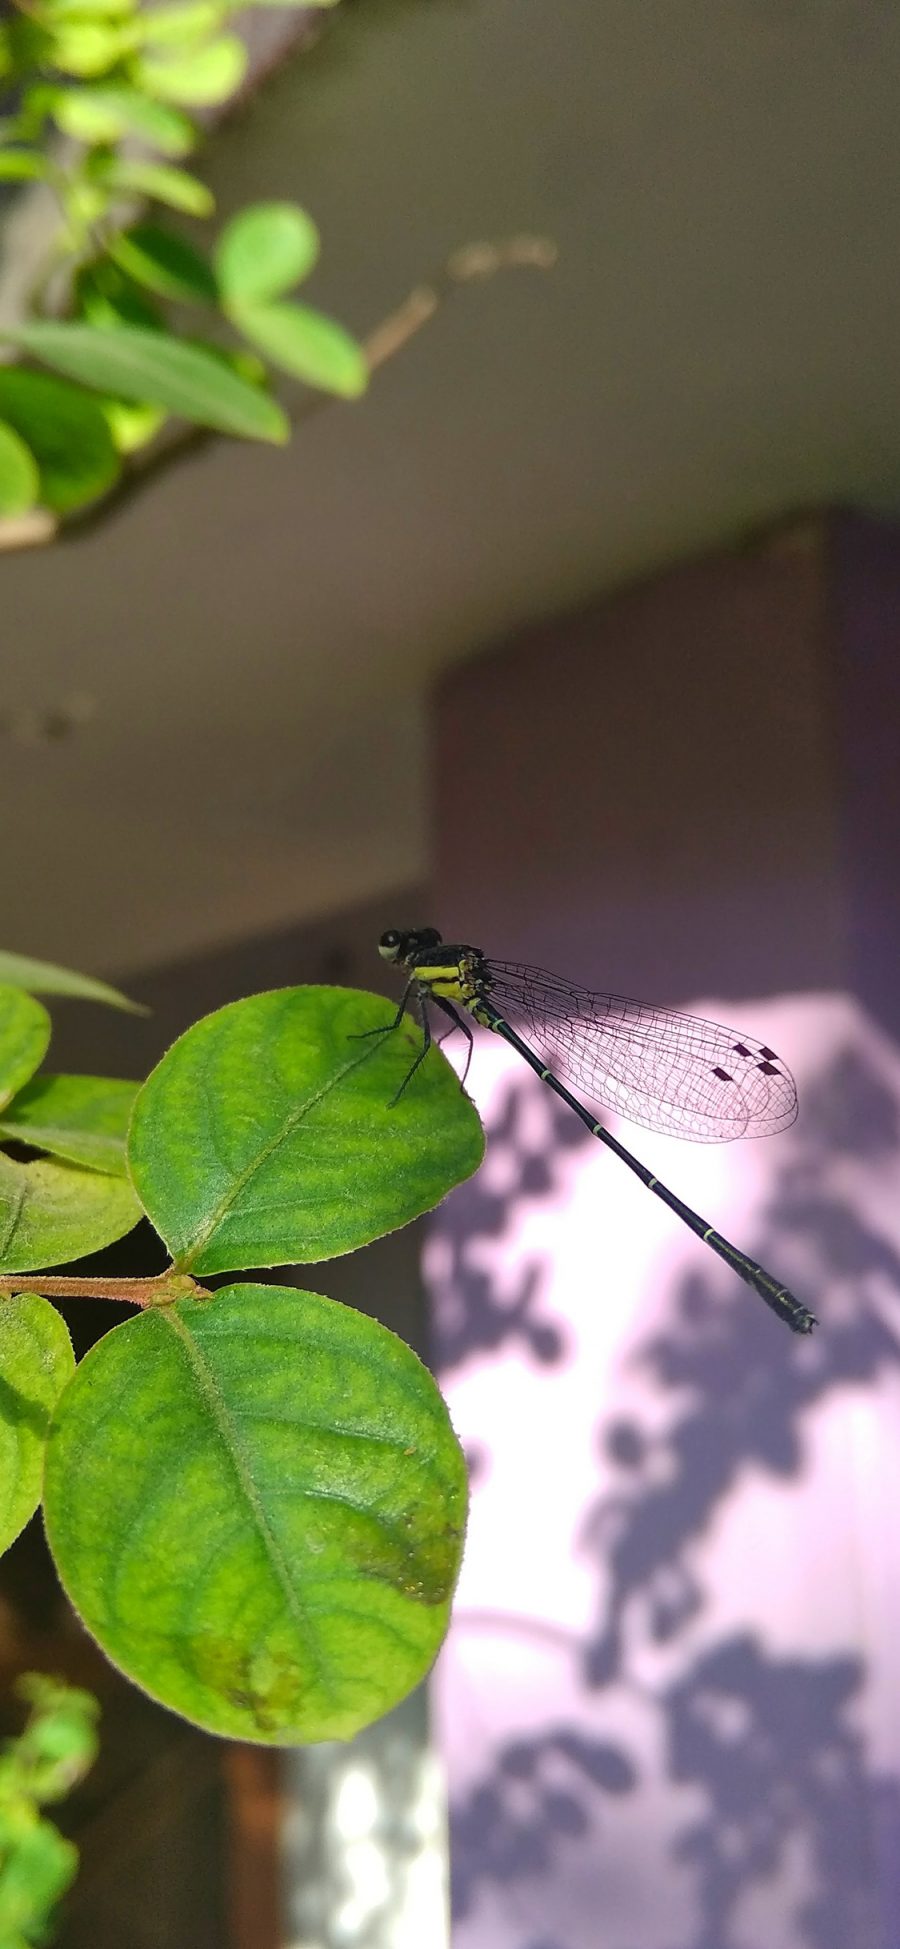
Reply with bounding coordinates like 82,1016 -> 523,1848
414,942 -> 492,1014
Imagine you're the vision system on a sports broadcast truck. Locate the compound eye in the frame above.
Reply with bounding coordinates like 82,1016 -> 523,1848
378,930 -> 405,962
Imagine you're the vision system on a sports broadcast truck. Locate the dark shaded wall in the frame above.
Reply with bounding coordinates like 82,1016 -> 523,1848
435,519 -> 842,1003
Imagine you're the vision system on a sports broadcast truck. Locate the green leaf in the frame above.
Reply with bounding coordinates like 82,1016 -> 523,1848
135,0 -> 226,45
101,395 -> 166,453
107,220 -> 217,302
44,1283 -> 468,1741
215,202 -> 319,305
0,1820 -> 78,1936
0,949 -> 142,1012
128,987 -> 484,1276
49,20 -> 130,74
3,15 -> 52,73
2,323 -> 289,443
0,421 -> 40,518
0,1154 -> 141,1273
11,1674 -> 99,1802
64,177 -> 111,227
0,1076 -> 138,1176
98,157 -> 214,216
75,258 -> 164,330
182,333 -> 266,386
0,149 -> 48,180
135,34 -> 246,106
43,0 -> 136,19
51,84 -> 195,152
232,301 -> 368,399
0,1294 -> 74,1554
0,988 -> 51,1113
0,367 -> 120,514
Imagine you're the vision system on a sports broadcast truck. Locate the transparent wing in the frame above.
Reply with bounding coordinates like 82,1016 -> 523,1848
485,960 -> 798,1143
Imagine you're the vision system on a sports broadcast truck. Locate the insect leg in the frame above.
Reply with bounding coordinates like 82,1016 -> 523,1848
389,987 -> 433,1105
431,994 -> 475,1090
349,979 -> 414,1042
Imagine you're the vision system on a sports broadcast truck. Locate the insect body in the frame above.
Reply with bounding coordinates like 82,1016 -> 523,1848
377,927 -> 815,1337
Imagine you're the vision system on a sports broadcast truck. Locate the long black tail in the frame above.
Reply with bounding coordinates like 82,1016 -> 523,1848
486,1008 -> 815,1336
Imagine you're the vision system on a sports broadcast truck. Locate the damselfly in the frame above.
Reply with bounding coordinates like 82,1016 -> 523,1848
376,927 -> 815,1336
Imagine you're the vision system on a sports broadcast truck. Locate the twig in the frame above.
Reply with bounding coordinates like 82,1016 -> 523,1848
0,1271 -> 206,1307
0,234 -> 557,552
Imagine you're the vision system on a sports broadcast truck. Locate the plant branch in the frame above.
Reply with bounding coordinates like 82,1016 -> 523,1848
0,232 -> 556,552
0,1271 -> 207,1307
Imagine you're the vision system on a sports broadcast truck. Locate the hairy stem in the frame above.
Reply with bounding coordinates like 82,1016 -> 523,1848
0,1271 -> 207,1307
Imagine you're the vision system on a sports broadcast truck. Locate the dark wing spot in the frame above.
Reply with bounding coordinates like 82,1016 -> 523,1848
759,1046 -> 778,1061
712,1066 -> 733,1083
733,1042 -> 752,1059
758,1060 -> 779,1075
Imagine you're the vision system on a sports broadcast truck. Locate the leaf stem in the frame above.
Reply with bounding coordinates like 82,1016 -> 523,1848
0,1271 -> 207,1307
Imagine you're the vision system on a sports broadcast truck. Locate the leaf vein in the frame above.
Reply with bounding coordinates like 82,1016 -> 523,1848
160,1308 -> 337,1700
176,1026 -> 387,1268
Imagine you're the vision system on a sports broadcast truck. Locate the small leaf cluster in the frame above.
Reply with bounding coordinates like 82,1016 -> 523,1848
0,1674 -> 99,1949
0,0 -> 367,524
0,950 -> 482,1744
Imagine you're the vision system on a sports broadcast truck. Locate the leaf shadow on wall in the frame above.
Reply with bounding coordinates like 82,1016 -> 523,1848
436,1039 -> 900,1949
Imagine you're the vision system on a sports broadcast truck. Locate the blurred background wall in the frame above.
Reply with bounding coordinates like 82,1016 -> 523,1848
430,511 -> 900,1949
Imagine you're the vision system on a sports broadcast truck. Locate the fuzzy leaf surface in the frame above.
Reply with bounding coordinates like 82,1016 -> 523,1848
0,1155 -> 141,1272
127,986 -> 485,1275
44,1283 -> 468,1741
0,988 -> 51,1111
0,1075 -> 137,1176
0,1293 -> 74,1553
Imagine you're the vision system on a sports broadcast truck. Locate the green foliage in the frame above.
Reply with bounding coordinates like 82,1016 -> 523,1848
213,200 -> 368,395
0,1075 -> 137,1174
0,368 -> 120,514
93,157 -> 215,217
0,951 -> 482,1745
44,1284 -> 467,1741
136,3 -> 229,49
0,153 -> 49,183
7,321 -> 289,442
0,991 -> 51,1112
128,986 -> 482,1272
215,201 -> 320,304
0,1675 -> 99,1949
0,1296 -> 74,1553
0,949 -> 142,1011
135,34 -> 247,105
0,0 -> 370,537
229,301 -> 369,397
0,1154 -> 143,1273
50,85 -> 195,151
107,222 -> 218,303
0,423 -> 39,516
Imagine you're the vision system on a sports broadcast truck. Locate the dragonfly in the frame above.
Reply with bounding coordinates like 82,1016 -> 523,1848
374,927 -> 815,1336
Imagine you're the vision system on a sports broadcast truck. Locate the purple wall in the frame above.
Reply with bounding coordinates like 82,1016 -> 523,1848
430,514 -> 900,1949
